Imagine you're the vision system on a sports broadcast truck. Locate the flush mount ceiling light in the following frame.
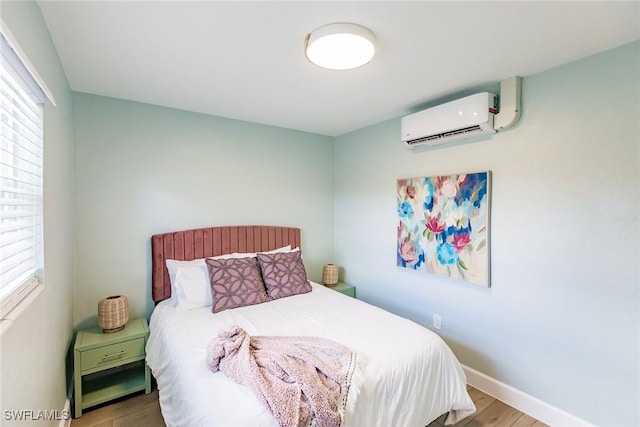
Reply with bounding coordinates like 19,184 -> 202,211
305,23 -> 375,70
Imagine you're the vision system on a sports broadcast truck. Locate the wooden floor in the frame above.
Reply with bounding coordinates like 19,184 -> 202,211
70,390 -> 164,427
427,385 -> 548,427
71,385 -> 548,427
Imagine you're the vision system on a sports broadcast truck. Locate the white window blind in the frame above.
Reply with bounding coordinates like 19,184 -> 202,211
0,31 -> 45,317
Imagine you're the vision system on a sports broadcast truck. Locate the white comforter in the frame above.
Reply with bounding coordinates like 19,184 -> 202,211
146,283 -> 475,427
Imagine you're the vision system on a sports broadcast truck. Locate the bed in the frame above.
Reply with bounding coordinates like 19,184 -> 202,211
146,225 -> 475,427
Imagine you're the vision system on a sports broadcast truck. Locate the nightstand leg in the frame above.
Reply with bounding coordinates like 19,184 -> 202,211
144,363 -> 151,394
73,350 -> 82,418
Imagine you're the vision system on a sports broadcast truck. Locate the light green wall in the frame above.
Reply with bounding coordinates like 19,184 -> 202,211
72,94 -> 334,328
333,41 -> 639,426
2,3 -> 637,425
0,1 -> 75,425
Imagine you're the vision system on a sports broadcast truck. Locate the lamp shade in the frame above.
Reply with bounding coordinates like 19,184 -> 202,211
305,23 -> 375,70
98,295 -> 129,333
322,264 -> 339,287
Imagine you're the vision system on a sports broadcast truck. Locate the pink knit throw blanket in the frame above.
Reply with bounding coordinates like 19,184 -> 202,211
207,326 -> 358,427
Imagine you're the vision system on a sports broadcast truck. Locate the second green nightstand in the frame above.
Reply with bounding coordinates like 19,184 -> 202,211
73,318 -> 151,418
329,282 -> 356,298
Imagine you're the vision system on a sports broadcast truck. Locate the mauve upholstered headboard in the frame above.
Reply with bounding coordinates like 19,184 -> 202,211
151,225 -> 301,303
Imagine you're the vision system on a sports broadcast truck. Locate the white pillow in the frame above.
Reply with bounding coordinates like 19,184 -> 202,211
165,245 -> 293,310
174,263 -> 211,310
166,259 -> 201,300
227,245 -> 292,259
166,258 -> 212,310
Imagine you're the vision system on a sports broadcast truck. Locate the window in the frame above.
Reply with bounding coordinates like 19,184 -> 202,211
0,31 -> 46,317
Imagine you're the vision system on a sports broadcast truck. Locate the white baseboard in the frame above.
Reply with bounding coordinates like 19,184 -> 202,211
462,365 -> 595,427
59,381 -> 73,427
58,398 -> 71,427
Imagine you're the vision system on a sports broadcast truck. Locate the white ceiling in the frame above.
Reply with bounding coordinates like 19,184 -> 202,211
38,1 -> 639,137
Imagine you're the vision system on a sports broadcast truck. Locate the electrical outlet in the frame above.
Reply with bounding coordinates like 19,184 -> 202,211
433,314 -> 442,330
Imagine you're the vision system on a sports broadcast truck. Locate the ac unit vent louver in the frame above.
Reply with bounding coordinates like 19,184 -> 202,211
406,125 -> 483,146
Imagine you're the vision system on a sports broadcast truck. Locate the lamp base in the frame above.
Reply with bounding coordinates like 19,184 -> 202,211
324,283 -> 338,288
102,325 -> 125,334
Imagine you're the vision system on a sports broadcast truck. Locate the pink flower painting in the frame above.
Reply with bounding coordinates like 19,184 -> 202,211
397,171 -> 491,287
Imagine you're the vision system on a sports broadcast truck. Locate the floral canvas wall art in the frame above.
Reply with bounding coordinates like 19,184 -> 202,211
397,171 -> 491,287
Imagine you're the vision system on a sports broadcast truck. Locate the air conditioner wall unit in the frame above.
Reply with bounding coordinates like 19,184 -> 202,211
401,92 -> 498,149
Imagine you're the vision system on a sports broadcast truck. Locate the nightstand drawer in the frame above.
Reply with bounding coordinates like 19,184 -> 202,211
80,337 -> 145,371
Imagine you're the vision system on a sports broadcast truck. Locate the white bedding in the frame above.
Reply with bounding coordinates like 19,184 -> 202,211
146,283 -> 475,427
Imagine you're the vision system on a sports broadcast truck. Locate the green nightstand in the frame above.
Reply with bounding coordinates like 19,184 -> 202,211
329,282 -> 356,298
73,318 -> 151,418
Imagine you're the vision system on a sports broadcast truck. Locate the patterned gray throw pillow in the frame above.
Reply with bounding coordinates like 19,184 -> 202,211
205,257 -> 269,313
256,251 -> 312,300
